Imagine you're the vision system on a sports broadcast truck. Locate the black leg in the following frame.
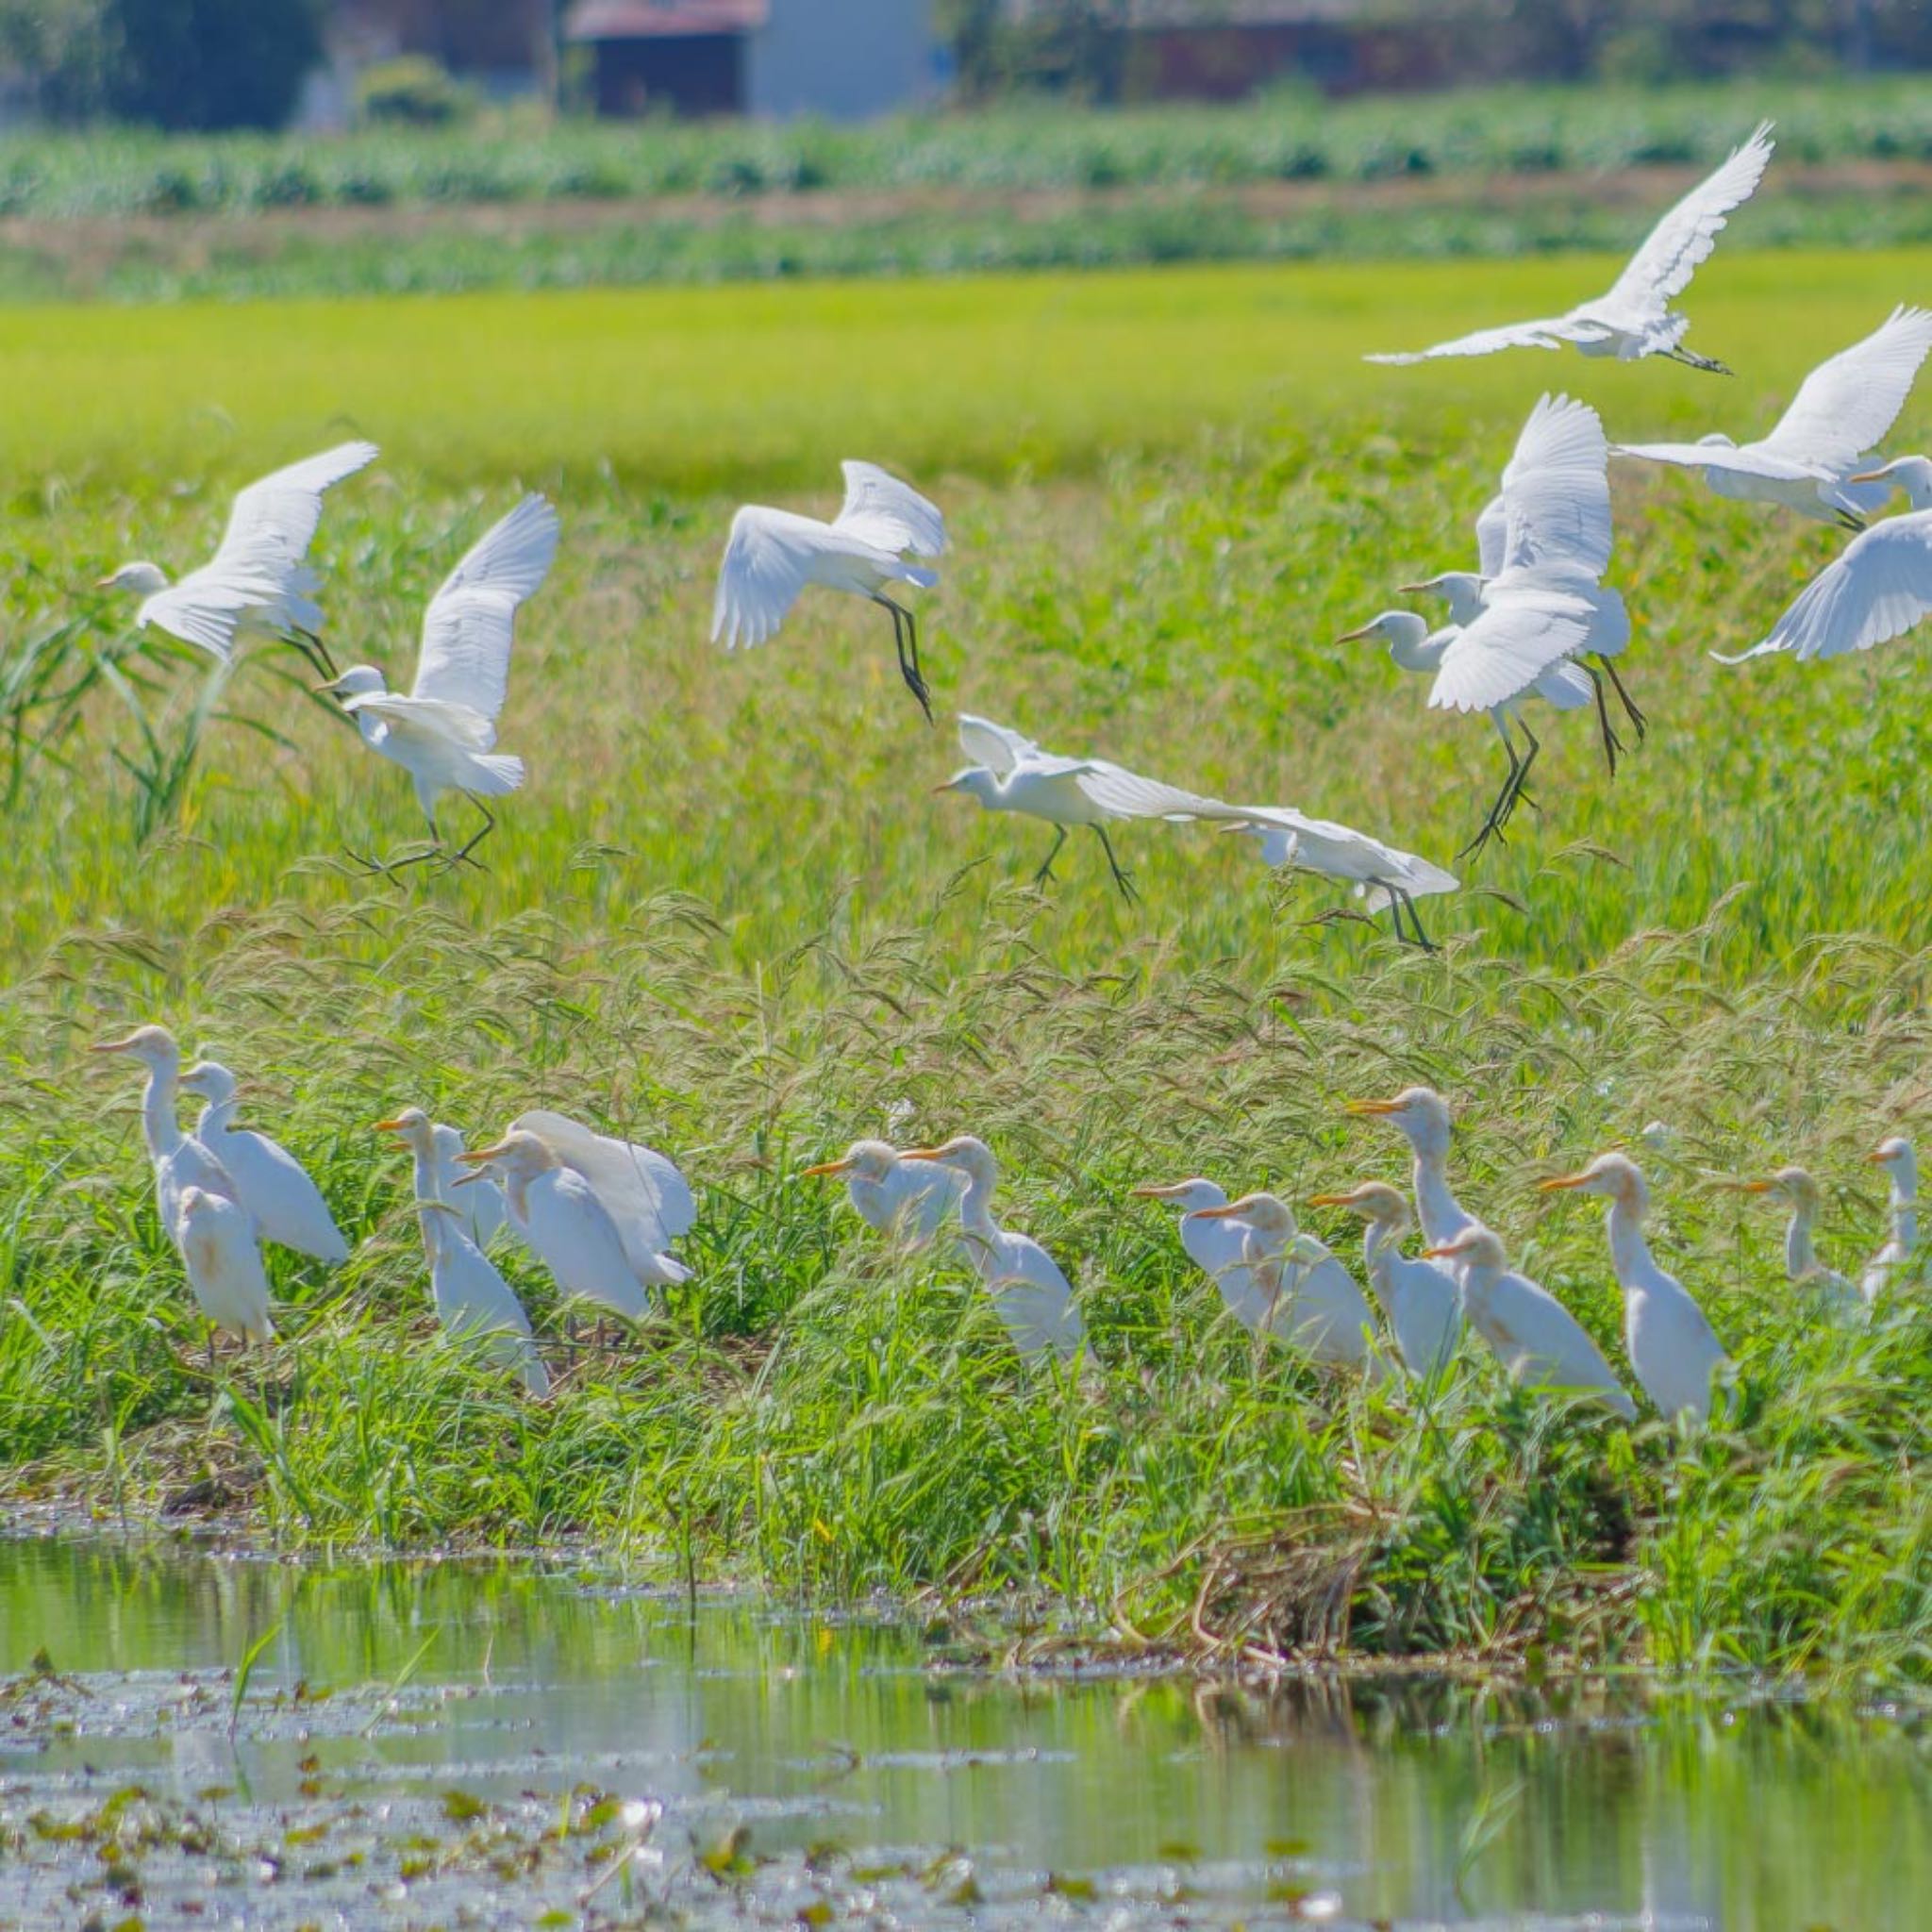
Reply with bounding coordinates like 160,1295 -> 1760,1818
1665,345 -> 1732,376
1599,655 -> 1647,741
1501,720 -> 1541,826
445,794 -> 497,871
289,627 -> 338,680
1093,824 -> 1139,905
1396,889 -> 1438,953
1586,665 -> 1624,777
1031,824 -> 1068,886
873,595 -> 933,724
1836,508 -> 1866,534
1458,730 -> 1521,862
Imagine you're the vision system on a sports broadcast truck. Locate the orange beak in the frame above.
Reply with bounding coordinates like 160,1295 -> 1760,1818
1306,1191 -> 1359,1208
802,1158 -> 854,1178
373,1116 -> 409,1135
1422,1241 -> 1464,1259
1335,622 -> 1380,643
1866,1149 -> 1892,1165
1344,1098 -> 1401,1118
1536,1173 -> 1591,1193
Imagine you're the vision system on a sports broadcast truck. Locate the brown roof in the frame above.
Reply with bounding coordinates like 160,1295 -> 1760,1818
564,0 -> 768,40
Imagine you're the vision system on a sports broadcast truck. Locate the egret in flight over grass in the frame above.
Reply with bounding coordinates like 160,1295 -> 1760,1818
98,441 -> 378,675
1863,1137 -> 1919,1304
1716,456 -> 1932,664
804,1140 -> 964,1252
179,1059 -> 349,1265
1616,306 -> 1932,527
1540,1152 -> 1730,1426
1367,122 -> 1773,371
93,1024 -> 241,1248
713,460 -> 947,722
1721,1165 -> 1860,1318
935,713 -> 1224,903
1308,1181 -> 1462,1382
320,492 -> 558,869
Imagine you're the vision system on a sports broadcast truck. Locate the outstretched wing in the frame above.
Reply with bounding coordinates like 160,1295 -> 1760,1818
1364,316 -> 1581,365
136,556 -> 291,661
1601,121 -> 1774,320
513,1108 -> 696,1258
408,494 -> 558,727
1760,305 -> 1932,475
1475,494 -> 1507,577
215,441 -> 379,570
1719,515 -> 1932,663
957,712 -> 1053,776
1429,584 -> 1594,712
834,461 -> 947,558
1497,393 -> 1613,575
1076,760 -> 1232,823
1612,439 -> 1834,484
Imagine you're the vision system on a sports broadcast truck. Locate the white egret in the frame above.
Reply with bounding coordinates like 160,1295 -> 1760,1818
1863,1137 -> 1919,1304
1540,1153 -> 1730,1426
511,1109 -> 694,1288
376,1110 -> 548,1396
319,492 -> 559,867
455,1129 -> 651,1325
1616,306 -> 1932,527
935,713 -> 1224,903
175,1186 -> 275,1353
897,1136 -> 1086,1364
92,1025 -> 242,1246
97,441 -> 378,672
1131,1178 -> 1269,1325
1215,805 -> 1458,950
1424,1224 -> 1637,1421
804,1139 -> 964,1252
712,460 -> 947,721
1724,1166 -> 1861,1318
432,1122 -> 508,1251
1309,1181 -> 1462,1382
1194,1194 -> 1387,1373
1368,123 -> 1773,371
1343,1088 -> 1474,1257
1716,456 -> 1932,664
178,1060 -> 349,1265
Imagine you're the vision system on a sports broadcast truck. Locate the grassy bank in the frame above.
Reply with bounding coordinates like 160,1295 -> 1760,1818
1,258 -> 1928,1682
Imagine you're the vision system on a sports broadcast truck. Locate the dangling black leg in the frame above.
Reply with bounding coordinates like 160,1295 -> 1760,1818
1031,824 -> 1068,886
1586,664 -> 1624,777
1093,824 -> 1139,905
1598,655 -> 1647,741
1502,720 -> 1541,824
1665,345 -> 1732,376
1460,720 -> 1524,860
289,627 -> 338,680
873,595 -> 933,724
1394,888 -> 1438,954
446,793 -> 497,871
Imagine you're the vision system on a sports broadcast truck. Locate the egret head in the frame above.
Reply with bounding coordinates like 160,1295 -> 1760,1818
932,766 -> 1000,807
1130,1177 -> 1228,1214
319,664 -> 387,702
375,1107 -> 435,1154
1539,1150 -> 1649,1212
1725,1165 -> 1819,1214
1191,1190 -> 1295,1243
176,1184 -> 214,1223
803,1139 -> 899,1185
454,1128 -> 556,1188
897,1134 -> 998,1191
1344,1086 -> 1452,1158
1849,454 -> 1932,508
1868,1136 -> 1917,1192
1336,610 -> 1429,654
1397,571 -> 1485,621
1308,1179 -> 1411,1231
96,561 -> 169,596
1423,1224 -> 1506,1272
92,1024 -> 181,1072
177,1059 -> 239,1107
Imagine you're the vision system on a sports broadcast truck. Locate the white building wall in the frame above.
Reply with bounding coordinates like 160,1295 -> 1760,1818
746,0 -> 940,121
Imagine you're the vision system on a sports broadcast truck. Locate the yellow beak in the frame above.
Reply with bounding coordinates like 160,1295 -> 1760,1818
1536,1173 -> 1591,1192
801,1158 -> 854,1178
1343,1098 -> 1401,1118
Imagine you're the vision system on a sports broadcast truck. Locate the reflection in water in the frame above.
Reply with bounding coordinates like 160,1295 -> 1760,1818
2,1536 -> 1927,1925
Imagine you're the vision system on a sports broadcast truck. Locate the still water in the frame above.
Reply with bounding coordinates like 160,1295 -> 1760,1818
3,1536 -> 1927,1928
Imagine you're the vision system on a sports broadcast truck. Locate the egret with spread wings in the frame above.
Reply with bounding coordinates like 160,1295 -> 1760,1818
98,441 -> 378,675
1368,122 -> 1772,372
320,493 -> 559,868
713,460 -> 947,721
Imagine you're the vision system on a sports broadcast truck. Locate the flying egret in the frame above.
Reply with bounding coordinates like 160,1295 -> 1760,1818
178,1060 -> 349,1265
1863,1137 -> 1919,1304
510,1109 -> 694,1289
1214,805 -> 1458,950
1722,1166 -> 1860,1318
97,441 -> 378,673
319,493 -> 559,868
175,1185 -> 275,1353
92,1025 -> 242,1246
1615,306 -> 1932,528
934,713 -> 1224,903
455,1129 -> 652,1326
1309,1181 -> 1462,1382
712,460 -> 947,722
1424,1224 -> 1637,1420
1131,1178 -> 1272,1327
376,1110 -> 548,1396
1716,456 -> 1932,664
1367,123 -> 1773,371
1540,1152 -> 1730,1426
804,1139 -> 964,1252
1344,1089 -> 1474,1258
896,1136 -> 1086,1364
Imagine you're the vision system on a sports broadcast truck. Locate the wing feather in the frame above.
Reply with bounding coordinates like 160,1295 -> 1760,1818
512,1109 -> 696,1259
957,713 -> 1045,777
215,441 -> 379,568
1760,305 -> 1932,475
1613,439 -> 1834,483
834,460 -> 947,558
1498,393 -> 1613,575
1364,317 -> 1579,365
1428,587 -> 1594,713
1602,121 -> 1774,318
1721,513 -> 1932,663
1075,761 -> 1231,822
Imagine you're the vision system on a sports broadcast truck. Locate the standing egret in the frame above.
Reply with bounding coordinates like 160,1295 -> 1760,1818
178,1060 -> 349,1265
1716,457 -> 1932,664
175,1185 -> 275,1354
896,1136 -> 1086,1364
319,493 -> 559,867
1194,1194 -> 1387,1372
455,1129 -> 651,1325
1722,1166 -> 1860,1318
1863,1137 -> 1919,1303
97,441 -> 378,672
804,1140 -> 964,1252
1615,306 -> 1932,528
511,1109 -> 694,1289
92,1025 -> 242,1245
1343,1089 -> 1474,1257
376,1110 -> 547,1396
1424,1224 -> 1637,1420
1367,123 -> 1773,370
1131,1178 -> 1270,1326
934,713 -> 1224,903
712,460 -> 947,721
1540,1153 -> 1730,1426
1309,1182 -> 1462,1382
432,1122 -> 508,1251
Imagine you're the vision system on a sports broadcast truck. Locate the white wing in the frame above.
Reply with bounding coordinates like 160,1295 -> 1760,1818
513,1108 -> 696,1244
1429,584 -> 1594,712
215,441 -> 379,570
1760,305 -> 1932,475
1720,513 -> 1932,663
710,505 -> 841,649
1497,393 -> 1613,575
1364,316 -> 1589,365
834,461 -> 947,558
1599,121 -> 1774,320
1475,494 -> 1507,577
957,713 -> 1047,777
408,494 -> 558,726
1074,759 -> 1229,823
1612,439 -> 1834,484
136,557 -> 292,661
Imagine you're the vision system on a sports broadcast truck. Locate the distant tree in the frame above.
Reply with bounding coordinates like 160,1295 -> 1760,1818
0,0 -> 114,120
102,0 -> 325,131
